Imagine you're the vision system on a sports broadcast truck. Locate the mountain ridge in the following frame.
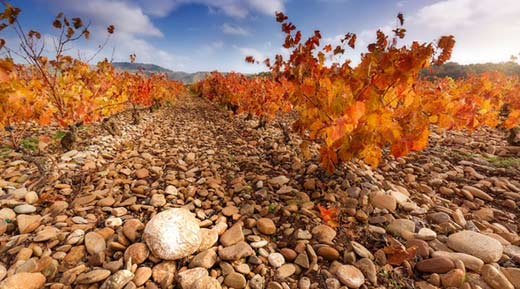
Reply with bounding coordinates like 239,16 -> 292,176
112,62 -> 210,84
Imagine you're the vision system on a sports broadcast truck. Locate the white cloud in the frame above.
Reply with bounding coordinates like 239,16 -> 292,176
236,46 -> 265,61
246,0 -> 285,16
406,0 -> 520,64
55,0 -> 162,37
137,0 -> 284,18
198,40 -> 225,55
37,0 -> 191,70
323,0 -> 520,65
396,1 -> 407,8
222,23 -> 250,36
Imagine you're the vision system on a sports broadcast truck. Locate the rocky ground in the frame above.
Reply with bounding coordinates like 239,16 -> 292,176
0,95 -> 519,289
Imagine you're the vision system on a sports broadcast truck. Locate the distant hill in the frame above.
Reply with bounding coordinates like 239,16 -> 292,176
112,62 -> 209,84
421,61 -> 520,79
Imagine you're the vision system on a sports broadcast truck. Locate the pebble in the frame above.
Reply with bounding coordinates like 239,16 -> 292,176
198,228 -> 219,251
351,241 -> 374,260
417,228 -> 437,241
447,230 -> 503,263
268,253 -> 285,268
17,214 -> 41,234
220,223 -> 244,246
317,246 -> 340,260
335,265 -> 365,288
177,267 -> 208,289
0,272 -> 45,289
416,257 -> 455,273
123,219 -> 144,242
250,275 -> 265,289
296,229 -> 312,239
311,225 -> 336,243
224,272 -> 246,288
269,175 -> 289,186
501,268 -> 520,289
76,269 -> 112,284
135,168 -> 149,179
218,241 -> 254,261
370,192 -> 397,212
428,212 -> 451,224
150,194 -> 166,207
482,264 -> 514,289
251,240 -> 268,248
406,239 -> 430,258
441,269 -> 465,288
222,206 -> 239,216
165,185 -> 178,195
235,263 -> 250,274
34,227 -> 58,242
325,278 -> 341,289
152,261 -> 176,287
0,264 -> 5,281
280,248 -> 297,261
189,249 -> 217,268
133,267 -> 152,286
193,276 -> 221,289
463,185 -> 493,201
124,243 -> 149,264
299,277 -> 311,289
387,219 -> 415,238
85,232 -> 107,255
355,258 -> 377,285
14,204 -> 36,214
276,264 -> 296,279
0,208 -> 15,220
105,217 -> 123,228
100,269 -> 134,289
431,251 -> 484,272
24,191 -> 38,204
256,218 -> 276,235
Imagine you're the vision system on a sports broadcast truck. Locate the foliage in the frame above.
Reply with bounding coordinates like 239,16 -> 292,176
195,12 -> 520,172
317,204 -> 339,227
383,235 -> 417,265
0,4 -> 187,150
421,61 -> 520,79
192,71 -> 291,119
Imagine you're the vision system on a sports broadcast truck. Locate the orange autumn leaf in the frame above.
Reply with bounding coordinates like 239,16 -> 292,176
383,235 -> 417,265
317,204 -> 339,227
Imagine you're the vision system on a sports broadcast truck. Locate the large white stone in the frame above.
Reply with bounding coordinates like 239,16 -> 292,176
144,208 -> 201,260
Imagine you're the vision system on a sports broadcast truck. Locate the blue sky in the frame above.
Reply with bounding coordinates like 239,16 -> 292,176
4,0 -> 520,72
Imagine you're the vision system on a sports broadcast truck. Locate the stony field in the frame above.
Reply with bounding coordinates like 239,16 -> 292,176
0,96 -> 519,289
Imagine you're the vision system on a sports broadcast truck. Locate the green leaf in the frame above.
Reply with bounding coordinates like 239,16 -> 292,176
21,138 -> 38,151
53,131 -> 66,140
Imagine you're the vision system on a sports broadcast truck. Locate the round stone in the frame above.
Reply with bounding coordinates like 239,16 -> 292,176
335,265 -> 365,288
124,243 -> 149,264
268,253 -> 285,268
224,272 -> 246,289
317,246 -> 340,260
144,208 -> 201,260
416,257 -> 455,274
0,272 -> 45,289
256,218 -> 276,235
76,269 -> 111,284
14,204 -> 36,214
85,232 -> 106,255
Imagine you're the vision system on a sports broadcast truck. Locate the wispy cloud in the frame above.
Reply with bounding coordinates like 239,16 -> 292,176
137,0 -> 285,18
46,0 -> 187,70
198,40 -> 225,55
222,23 -> 250,36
